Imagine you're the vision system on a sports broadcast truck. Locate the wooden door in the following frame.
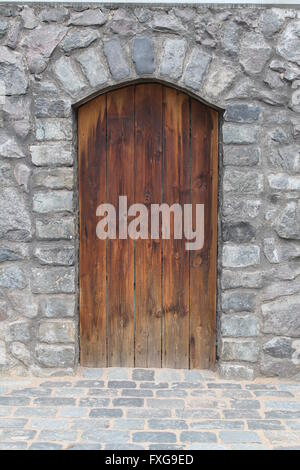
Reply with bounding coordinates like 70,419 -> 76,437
78,84 -> 218,369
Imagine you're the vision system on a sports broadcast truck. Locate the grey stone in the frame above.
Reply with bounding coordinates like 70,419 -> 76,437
221,21 -> 241,55
53,57 -> 86,96
203,60 -> 236,99
89,408 -> 123,418
7,19 -> 21,50
0,18 -> 8,38
31,267 -> 75,294
240,32 -> 272,74
220,431 -> 260,443
22,25 -> 67,74
151,11 -> 184,33
221,340 -> 259,363
0,244 -> 28,263
38,321 -> 75,344
0,133 -> 25,159
36,217 -> 74,240
113,398 -> 144,407
31,143 -> 73,167
109,9 -> 138,36
259,9 -> 284,38
277,21 -> 300,65
159,39 -> 186,80
10,342 -> 31,365
36,119 -> 72,141
33,190 -> 73,213
128,409 -> 171,419
222,245 -> 260,268
276,202 -> 300,240
8,290 -> 39,319
36,429 -> 77,441
184,47 -> 211,91
9,321 -> 31,342
29,443 -> 63,450
262,277 -> 300,302
223,125 -> 259,145
263,337 -> 294,359
133,431 -> 176,443
225,104 -> 261,123
108,381 -> 136,389
33,168 -> 73,190
262,295 -> 300,337
222,270 -> 263,290
132,369 -> 154,381
221,315 -> 259,337
104,39 -> 130,80
220,200 -> 256,229
0,418 -> 27,428
68,9 -> 107,26
0,265 -> 27,289
35,344 -> 75,368
0,340 -> 7,365
35,97 -> 71,118
219,363 -> 257,382
39,7 -> 69,23
61,28 -> 98,53
222,291 -> 255,313
34,244 -> 74,266
260,355 -> 299,377
226,77 -> 288,106
76,48 -> 108,87
0,163 -> 12,188
39,296 -> 75,318
263,238 -> 280,264
21,6 -> 38,29
0,47 -> 28,94
14,164 -> 30,192
190,420 -> 243,430
268,174 -> 300,192
133,37 -> 155,75
0,397 -> 30,406
269,145 -> 300,173
291,89 -> 300,113
223,222 -> 256,243
147,399 -> 184,409
181,432 -> 217,443
81,429 -> 129,443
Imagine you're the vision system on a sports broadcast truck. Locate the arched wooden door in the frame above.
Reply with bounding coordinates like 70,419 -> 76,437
78,83 -> 218,369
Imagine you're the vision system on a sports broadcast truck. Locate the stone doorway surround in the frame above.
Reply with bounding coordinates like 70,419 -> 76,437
0,4 -> 300,380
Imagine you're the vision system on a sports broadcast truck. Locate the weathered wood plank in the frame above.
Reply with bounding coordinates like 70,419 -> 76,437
78,94 -> 107,366
162,86 -> 190,369
107,86 -> 135,367
134,84 -> 163,367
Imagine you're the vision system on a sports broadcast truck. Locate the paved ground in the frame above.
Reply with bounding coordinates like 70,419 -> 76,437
0,368 -> 300,450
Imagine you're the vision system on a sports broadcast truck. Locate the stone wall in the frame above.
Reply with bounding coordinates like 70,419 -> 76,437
0,3 -> 299,378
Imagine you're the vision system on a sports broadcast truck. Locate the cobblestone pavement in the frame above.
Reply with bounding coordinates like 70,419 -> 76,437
0,368 -> 300,450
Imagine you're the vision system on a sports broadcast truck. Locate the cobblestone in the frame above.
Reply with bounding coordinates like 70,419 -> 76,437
0,368 -> 300,449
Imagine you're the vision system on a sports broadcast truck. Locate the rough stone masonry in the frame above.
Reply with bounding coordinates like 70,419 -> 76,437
0,3 -> 300,380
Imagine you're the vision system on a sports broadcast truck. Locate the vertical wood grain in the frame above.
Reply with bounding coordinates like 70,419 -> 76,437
135,84 -> 163,367
162,87 -> 190,369
189,100 -> 218,369
106,86 -> 135,367
78,94 -> 107,366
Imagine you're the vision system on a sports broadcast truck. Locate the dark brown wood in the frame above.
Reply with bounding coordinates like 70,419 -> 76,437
106,86 -> 135,367
162,87 -> 190,369
189,100 -> 218,369
78,94 -> 107,367
134,84 -> 163,367
78,83 -> 218,369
